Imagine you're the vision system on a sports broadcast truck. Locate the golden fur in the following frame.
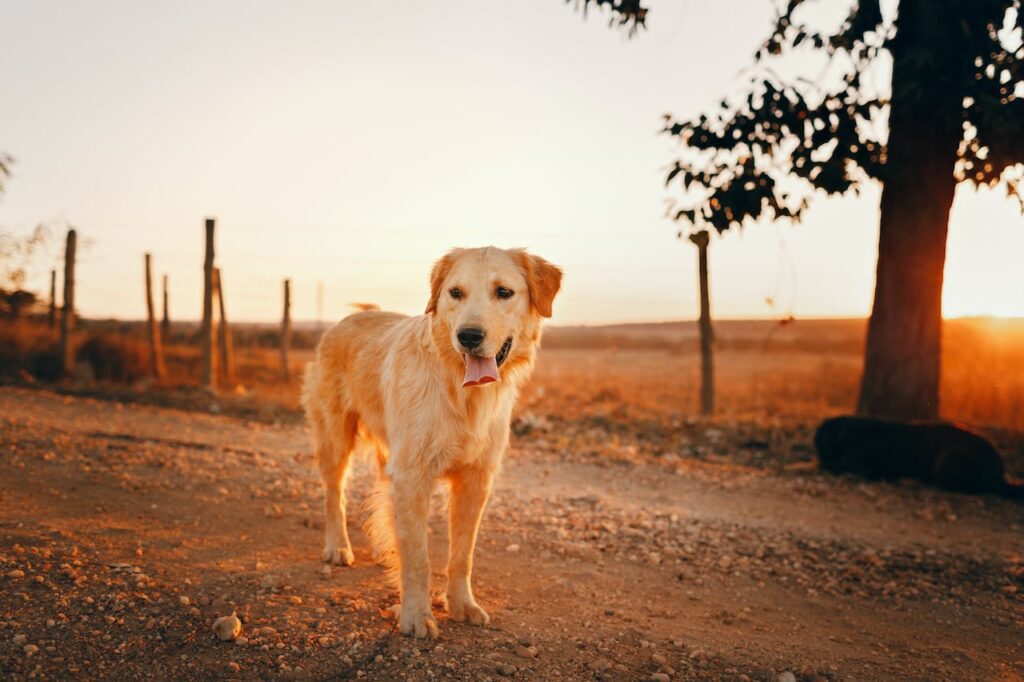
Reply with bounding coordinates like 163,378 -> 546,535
302,246 -> 562,638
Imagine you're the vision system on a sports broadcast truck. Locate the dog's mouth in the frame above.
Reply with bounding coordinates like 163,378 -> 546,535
496,336 -> 512,367
462,336 -> 513,388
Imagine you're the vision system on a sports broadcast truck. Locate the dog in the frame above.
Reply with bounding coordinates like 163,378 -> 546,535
815,415 -> 1022,499
302,246 -> 562,638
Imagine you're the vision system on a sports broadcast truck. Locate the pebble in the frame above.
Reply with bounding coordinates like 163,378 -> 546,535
6,570 -> 25,579
13,634 -> 27,646
288,596 -> 303,605
515,645 -> 538,658
774,673 -> 797,682
228,661 -> 241,672
24,644 -> 39,656
496,663 -> 516,676
505,544 -> 521,553
213,614 -> 242,642
179,596 -> 191,606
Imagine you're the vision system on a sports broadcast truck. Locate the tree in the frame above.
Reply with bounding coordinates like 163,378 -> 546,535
0,224 -> 50,317
572,0 -> 1024,420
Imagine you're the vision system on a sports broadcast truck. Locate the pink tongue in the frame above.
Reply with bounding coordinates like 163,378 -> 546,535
463,354 -> 500,387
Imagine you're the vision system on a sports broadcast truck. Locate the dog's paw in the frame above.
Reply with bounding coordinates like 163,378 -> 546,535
396,605 -> 439,639
447,596 -> 489,626
321,544 -> 355,566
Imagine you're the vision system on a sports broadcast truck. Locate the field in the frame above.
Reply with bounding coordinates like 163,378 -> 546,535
1,317 -> 1023,680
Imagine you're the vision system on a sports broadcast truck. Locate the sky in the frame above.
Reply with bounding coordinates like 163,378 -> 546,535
1,0 -> 1022,325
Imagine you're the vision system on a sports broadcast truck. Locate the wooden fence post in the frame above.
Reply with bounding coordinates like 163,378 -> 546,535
280,278 -> 292,381
201,218 -> 216,388
144,253 -> 167,381
59,229 -> 77,377
689,230 -> 714,416
48,269 -> 57,328
214,268 -> 235,385
161,274 -> 170,339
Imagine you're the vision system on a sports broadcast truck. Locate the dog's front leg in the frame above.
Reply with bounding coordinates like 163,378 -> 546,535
391,473 -> 439,638
446,464 -> 494,626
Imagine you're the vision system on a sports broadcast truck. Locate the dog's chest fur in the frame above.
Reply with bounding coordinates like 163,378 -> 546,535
379,318 -> 524,476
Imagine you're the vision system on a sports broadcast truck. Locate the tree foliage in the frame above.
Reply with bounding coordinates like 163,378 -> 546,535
571,0 -> 1024,233
567,0 -> 647,35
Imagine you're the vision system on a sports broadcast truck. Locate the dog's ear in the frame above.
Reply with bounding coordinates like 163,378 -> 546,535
425,252 -> 456,315
516,251 -> 563,318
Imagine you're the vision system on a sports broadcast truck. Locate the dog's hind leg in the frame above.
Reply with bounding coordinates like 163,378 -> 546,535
316,410 -> 358,566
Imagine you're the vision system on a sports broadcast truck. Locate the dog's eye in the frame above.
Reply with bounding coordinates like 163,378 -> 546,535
496,287 -> 514,299
449,288 -> 464,300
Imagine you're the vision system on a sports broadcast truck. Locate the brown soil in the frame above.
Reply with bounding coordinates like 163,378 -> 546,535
1,386 -> 1022,681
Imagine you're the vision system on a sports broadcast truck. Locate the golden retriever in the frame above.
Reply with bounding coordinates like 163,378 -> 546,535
302,246 -> 562,638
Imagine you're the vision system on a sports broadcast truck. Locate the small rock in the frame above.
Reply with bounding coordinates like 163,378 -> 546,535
235,637 -> 249,646
496,663 -> 516,676
213,614 -> 242,642
228,661 -> 241,673
12,634 -> 27,646
505,544 -> 521,553
515,645 -> 538,658
774,673 -> 797,682
288,596 -> 303,605
6,570 -> 25,579
179,596 -> 191,606
24,644 -> 39,656
648,674 -> 670,682
590,658 -> 611,673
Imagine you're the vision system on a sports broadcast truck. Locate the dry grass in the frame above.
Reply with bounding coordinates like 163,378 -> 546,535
3,317 -> 1023,432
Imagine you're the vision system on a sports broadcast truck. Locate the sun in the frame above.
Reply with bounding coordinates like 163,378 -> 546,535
941,188 -> 1024,319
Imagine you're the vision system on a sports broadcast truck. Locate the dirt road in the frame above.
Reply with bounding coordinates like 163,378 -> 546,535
1,386 -> 1022,680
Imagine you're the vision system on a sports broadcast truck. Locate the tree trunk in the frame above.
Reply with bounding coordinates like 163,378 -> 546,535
856,0 -> 965,421
689,231 -> 714,416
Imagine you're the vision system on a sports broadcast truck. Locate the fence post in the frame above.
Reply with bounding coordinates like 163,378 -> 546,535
214,267 -> 235,385
280,278 -> 292,381
689,230 -> 714,416
144,253 -> 167,381
161,274 -> 170,339
59,229 -> 77,377
48,269 -> 57,328
201,218 -> 216,388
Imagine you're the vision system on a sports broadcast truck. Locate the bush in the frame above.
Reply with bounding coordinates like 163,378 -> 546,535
75,334 -> 149,383
0,321 -> 60,381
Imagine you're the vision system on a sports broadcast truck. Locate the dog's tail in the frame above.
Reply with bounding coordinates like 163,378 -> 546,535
362,474 -> 400,587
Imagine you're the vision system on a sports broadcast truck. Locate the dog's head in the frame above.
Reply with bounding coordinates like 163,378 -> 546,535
425,247 -> 562,387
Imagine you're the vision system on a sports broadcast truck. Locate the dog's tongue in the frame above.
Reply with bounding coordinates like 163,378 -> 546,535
463,354 -> 500,387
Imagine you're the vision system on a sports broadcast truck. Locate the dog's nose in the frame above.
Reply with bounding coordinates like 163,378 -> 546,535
457,327 -> 485,351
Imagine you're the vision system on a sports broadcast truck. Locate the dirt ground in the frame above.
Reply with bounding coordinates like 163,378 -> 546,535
1,385 -> 1023,681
